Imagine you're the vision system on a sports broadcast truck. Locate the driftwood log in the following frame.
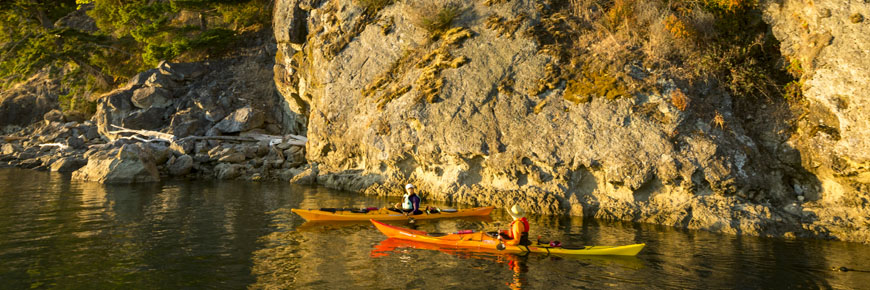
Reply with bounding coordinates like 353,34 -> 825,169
107,125 -> 306,146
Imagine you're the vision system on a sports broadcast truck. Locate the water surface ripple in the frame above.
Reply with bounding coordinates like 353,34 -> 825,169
0,168 -> 867,289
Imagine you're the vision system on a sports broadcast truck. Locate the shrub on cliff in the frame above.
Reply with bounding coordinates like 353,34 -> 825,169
407,1 -> 465,37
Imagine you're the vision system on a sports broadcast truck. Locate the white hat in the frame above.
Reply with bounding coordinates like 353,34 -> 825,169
405,184 -> 415,190
507,205 -> 525,220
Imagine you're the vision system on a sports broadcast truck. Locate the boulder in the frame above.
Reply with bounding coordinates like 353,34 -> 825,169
43,109 -> 65,123
122,107 -> 167,130
144,71 -> 178,88
67,136 -> 86,150
218,152 -> 246,163
215,163 -> 244,180
84,125 -> 100,140
167,109 -> 209,138
290,165 -> 318,185
213,106 -> 265,134
2,143 -> 19,155
158,61 -> 205,81
50,157 -> 87,172
169,139 -> 195,155
145,143 -> 172,164
131,86 -> 172,109
18,158 -> 43,169
72,144 -> 160,184
168,154 -> 194,176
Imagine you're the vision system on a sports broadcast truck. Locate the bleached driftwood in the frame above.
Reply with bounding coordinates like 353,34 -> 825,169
109,125 -> 174,142
39,143 -> 69,150
106,125 -> 306,146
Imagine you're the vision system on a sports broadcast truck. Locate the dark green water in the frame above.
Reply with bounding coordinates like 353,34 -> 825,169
1,168 -> 869,289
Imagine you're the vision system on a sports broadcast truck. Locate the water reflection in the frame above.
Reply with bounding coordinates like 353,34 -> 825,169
2,168 -> 870,289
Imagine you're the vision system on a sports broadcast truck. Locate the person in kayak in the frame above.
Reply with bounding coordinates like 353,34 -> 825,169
498,205 -> 531,246
393,183 -> 423,215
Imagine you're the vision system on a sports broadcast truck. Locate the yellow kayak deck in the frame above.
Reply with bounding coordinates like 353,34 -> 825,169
371,219 -> 645,256
291,206 -> 494,221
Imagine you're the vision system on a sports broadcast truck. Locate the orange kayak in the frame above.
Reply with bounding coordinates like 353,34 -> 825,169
290,206 -> 494,221
371,219 -> 645,256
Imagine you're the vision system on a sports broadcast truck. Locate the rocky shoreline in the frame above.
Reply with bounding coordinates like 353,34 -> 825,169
1,0 -> 869,245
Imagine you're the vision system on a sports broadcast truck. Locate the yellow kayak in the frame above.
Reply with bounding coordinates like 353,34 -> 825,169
291,206 -> 494,221
371,219 -> 645,256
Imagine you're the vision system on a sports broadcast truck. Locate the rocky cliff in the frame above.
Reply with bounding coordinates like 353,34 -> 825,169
272,0 -> 870,243
762,0 -> 870,243
2,0 -> 868,243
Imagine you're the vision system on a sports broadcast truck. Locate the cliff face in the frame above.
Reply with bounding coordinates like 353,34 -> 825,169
271,0 -> 861,240
763,0 -> 870,242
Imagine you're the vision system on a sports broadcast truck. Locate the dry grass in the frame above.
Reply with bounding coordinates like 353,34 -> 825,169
670,88 -> 689,111
407,1 -> 465,37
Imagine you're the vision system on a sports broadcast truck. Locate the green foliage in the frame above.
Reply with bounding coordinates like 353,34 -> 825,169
1,0 -> 272,117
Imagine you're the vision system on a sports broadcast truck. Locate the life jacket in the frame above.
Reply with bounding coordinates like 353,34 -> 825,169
509,218 -> 531,246
510,217 -> 530,234
402,194 -> 413,210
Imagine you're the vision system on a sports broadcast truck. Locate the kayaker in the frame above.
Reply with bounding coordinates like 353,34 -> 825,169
498,205 -> 531,246
393,184 -> 423,215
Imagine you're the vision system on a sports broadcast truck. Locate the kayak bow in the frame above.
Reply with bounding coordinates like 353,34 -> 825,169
370,219 -> 645,256
291,206 -> 494,221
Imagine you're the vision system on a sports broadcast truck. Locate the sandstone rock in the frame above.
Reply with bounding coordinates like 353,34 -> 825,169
72,144 -> 159,184
50,157 -> 87,172
131,86 -> 172,109
168,154 -> 194,176
213,106 -> 265,134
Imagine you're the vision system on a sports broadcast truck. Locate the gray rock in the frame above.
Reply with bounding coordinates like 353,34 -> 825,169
167,109 -> 209,137
131,86 -> 172,109
67,136 -> 86,150
18,158 -> 42,169
72,144 -> 160,184
213,106 -> 265,134
83,125 -> 100,140
158,61 -> 205,81
2,143 -> 19,155
146,143 -> 172,164
218,152 -> 246,163
215,163 -> 244,180
122,107 -> 167,130
170,139 -> 195,155
168,154 -> 194,176
290,165 -> 318,185
50,157 -> 87,172
43,109 -> 65,123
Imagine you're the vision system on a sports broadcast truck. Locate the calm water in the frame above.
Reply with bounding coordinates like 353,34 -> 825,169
1,168 -> 869,289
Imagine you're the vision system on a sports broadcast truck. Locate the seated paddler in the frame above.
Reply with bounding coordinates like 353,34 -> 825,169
498,205 -> 531,246
392,183 -> 423,215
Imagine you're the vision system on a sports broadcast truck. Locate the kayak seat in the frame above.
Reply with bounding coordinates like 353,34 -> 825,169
561,245 -> 586,250
319,208 -> 337,213
485,231 -> 500,238
426,232 -> 449,237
